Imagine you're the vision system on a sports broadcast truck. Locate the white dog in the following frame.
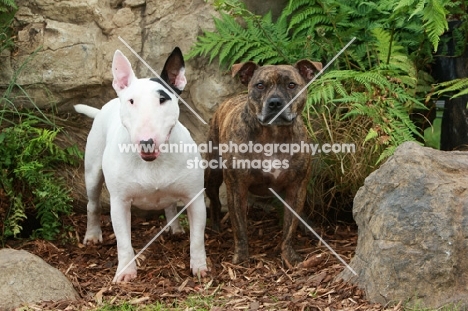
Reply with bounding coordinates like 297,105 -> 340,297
74,48 -> 207,282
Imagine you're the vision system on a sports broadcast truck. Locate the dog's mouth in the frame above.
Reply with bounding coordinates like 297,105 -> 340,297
140,150 -> 160,162
138,138 -> 160,161
138,125 -> 174,162
257,112 -> 297,126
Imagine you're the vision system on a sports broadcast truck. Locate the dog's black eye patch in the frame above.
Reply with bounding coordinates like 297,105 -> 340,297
158,90 -> 171,104
150,77 -> 182,95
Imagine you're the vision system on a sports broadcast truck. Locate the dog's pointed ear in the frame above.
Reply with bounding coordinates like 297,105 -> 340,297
161,47 -> 187,94
232,62 -> 259,86
112,50 -> 136,93
295,60 -> 323,82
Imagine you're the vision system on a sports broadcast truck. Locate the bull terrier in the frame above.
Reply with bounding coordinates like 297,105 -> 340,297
74,47 -> 208,282
205,60 -> 322,266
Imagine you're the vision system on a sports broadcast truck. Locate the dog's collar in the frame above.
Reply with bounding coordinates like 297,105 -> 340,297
150,78 -> 182,95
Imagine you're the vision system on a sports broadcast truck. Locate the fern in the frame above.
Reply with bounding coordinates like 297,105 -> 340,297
435,78 -> 468,98
1,121 -> 79,242
0,0 -> 16,12
393,0 -> 450,51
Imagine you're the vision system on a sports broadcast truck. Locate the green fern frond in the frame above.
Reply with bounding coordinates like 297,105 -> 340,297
435,78 -> 468,98
393,0 -> 449,51
422,0 -> 449,51
0,0 -> 17,12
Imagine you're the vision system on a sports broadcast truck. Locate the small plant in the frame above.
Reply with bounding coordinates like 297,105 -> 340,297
0,120 -> 81,241
0,13 -> 82,243
0,113 -> 82,243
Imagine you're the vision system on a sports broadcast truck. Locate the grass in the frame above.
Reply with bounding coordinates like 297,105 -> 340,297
92,293 -> 223,311
89,296 -> 464,311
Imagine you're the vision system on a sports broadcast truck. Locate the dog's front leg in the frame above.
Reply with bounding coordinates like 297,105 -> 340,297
281,177 -> 309,266
110,197 -> 137,283
164,203 -> 184,235
225,178 -> 250,264
185,195 -> 208,276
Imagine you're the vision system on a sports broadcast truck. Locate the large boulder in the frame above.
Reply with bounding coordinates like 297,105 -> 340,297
0,249 -> 78,310
339,141 -> 468,308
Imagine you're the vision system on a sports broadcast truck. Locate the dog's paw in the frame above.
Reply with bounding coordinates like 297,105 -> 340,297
191,257 -> 209,278
281,247 -> 303,268
170,224 -> 185,235
232,250 -> 249,265
83,229 -> 103,245
163,223 -> 185,235
191,265 -> 209,278
112,268 -> 137,283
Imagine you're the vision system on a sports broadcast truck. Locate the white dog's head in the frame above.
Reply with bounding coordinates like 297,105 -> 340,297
111,48 -> 187,161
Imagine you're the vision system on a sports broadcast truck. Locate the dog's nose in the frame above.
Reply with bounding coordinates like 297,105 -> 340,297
267,97 -> 284,112
140,138 -> 154,152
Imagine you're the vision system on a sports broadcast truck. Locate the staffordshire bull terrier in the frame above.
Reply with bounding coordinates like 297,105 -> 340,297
74,47 -> 208,282
205,59 -> 322,266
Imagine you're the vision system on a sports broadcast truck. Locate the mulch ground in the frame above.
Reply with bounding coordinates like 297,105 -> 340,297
5,207 -> 400,311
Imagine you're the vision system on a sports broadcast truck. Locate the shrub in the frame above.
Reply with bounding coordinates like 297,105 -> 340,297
0,119 -> 81,241
0,6 -> 83,242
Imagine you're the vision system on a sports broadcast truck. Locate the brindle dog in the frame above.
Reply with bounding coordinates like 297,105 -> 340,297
205,60 -> 323,265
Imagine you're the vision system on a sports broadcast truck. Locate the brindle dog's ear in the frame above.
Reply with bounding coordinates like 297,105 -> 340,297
231,62 -> 259,86
295,60 -> 323,82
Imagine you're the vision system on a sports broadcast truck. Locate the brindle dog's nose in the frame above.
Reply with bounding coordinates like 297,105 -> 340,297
140,138 -> 154,152
266,97 -> 284,112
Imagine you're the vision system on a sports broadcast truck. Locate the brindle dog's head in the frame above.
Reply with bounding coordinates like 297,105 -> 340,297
232,60 -> 322,126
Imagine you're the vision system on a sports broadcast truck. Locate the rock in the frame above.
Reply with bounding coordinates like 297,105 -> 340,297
7,0 -> 239,125
0,249 -> 78,310
189,72 -> 240,120
339,141 -> 468,308
124,0 -> 146,8
112,7 -> 135,27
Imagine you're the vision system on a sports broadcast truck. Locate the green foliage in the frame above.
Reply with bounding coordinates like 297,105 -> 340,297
0,121 -> 81,241
0,0 -> 16,13
393,0 -> 449,51
435,77 -> 468,98
0,39 -> 83,243
189,0 -> 459,70
0,0 -> 17,53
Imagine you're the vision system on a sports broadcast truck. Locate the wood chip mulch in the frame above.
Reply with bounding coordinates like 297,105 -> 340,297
5,208 -> 401,310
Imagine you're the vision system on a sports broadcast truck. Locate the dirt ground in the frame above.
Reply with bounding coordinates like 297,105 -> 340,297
5,207 -> 399,311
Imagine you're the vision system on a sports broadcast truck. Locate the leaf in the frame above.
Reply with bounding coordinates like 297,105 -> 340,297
365,128 -> 379,142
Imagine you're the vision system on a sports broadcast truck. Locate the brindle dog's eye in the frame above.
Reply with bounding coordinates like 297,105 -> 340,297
256,83 -> 265,90
129,99 -> 134,105
288,82 -> 297,89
